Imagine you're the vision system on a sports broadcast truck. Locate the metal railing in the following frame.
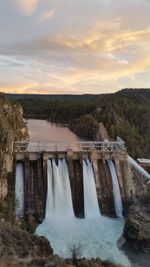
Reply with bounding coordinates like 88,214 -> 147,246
14,140 -> 125,152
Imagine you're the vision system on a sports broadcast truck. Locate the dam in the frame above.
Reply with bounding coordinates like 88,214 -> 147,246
11,119 -> 150,266
13,136 -> 134,219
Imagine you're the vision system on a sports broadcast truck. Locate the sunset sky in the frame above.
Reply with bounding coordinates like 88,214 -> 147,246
0,0 -> 150,94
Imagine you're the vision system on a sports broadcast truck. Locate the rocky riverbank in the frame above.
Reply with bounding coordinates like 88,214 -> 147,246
0,221 -> 53,258
0,220 -> 125,267
124,195 -> 150,252
0,221 -> 121,267
0,257 -> 124,267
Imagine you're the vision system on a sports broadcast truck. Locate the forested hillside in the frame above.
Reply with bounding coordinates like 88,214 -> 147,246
94,91 -> 150,158
8,89 -> 150,158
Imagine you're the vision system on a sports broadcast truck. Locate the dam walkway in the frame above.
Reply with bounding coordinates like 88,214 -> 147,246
14,140 -> 126,153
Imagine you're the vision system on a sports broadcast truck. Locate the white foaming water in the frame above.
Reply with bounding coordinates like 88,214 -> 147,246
45,159 -> 54,219
83,159 -> 101,218
107,160 -> 123,218
128,156 -> 150,180
52,159 -> 64,217
58,159 -> 74,217
15,163 -> 24,217
45,159 -> 74,220
36,159 -> 130,266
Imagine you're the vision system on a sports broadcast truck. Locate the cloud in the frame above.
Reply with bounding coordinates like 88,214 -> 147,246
0,0 -> 150,94
38,9 -> 55,24
118,60 -> 129,65
0,81 -> 39,94
0,24 -> 149,61
106,28 -> 150,53
14,0 -> 39,15
0,24 -> 149,94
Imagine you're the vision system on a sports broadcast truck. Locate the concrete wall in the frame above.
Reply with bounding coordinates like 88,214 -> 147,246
13,149 -> 134,218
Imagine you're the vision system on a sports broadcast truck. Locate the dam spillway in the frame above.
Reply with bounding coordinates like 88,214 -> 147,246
107,159 -> 123,218
35,156 -> 130,266
83,159 -> 101,218
13,140 -> 135,265
13,139 -> 134,219
15,162 -> 24,217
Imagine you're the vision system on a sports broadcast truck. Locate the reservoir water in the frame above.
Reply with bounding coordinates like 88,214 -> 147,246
27,119 -> 81,142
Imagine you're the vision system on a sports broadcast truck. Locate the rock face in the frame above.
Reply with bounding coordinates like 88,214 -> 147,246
124,195 -> 150,251
0,255 -> 124,267
0,221 -> 53,259
0,93 -> 28,198
130,166 -> 150,197
95,122 -> 110,141
69,116 -> 110,142
69,114 -> 98,140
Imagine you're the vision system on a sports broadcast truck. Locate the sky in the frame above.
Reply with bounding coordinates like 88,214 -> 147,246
0,0 -> 150,94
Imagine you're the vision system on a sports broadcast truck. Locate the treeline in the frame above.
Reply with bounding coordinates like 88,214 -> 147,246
8,89 -> 150,158
94,93 -> 150,158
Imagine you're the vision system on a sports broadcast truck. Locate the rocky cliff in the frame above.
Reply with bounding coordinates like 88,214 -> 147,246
69,115 -> 109,142
69,114 -> 99,140
123,161 -> 150,252
124,195 -> 150,252
0,92 -> 28,198
95,122 -> 110,141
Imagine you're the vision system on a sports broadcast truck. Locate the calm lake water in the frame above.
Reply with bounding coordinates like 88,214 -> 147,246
26,119 -> 81,142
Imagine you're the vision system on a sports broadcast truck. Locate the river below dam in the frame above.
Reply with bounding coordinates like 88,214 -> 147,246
25,119 -> 149,267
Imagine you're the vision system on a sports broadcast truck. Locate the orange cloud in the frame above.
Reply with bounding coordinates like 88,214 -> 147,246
106,28 -> 150,52
0,82 -> 39,94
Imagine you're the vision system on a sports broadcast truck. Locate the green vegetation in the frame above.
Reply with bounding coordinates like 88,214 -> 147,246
8,89 -> 150,158
70,114 -> 98,140
93,92 -> 150,157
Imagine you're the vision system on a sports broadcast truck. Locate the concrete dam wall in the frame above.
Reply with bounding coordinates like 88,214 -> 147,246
12,145 -> 135,220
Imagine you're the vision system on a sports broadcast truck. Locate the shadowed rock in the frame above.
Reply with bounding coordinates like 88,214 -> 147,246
124,196 -> 150,251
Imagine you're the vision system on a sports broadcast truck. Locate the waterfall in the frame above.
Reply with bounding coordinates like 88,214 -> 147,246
83,159 -> 101,218
128,156 -> 150,180
107,160 -> 123,218
60,159 -> 74,217
15,162 -> 24,217
36,158 -> 130,267
45,159 -> 54,219
46,158 -> 100,219
45,159 -> 74,218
